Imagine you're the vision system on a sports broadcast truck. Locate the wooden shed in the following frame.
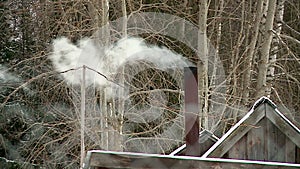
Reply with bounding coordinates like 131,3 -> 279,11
82,97 -> 300,168
202,96 -> 300,164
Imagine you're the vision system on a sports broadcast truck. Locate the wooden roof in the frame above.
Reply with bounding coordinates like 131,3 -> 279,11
169,129 -> 219,156
202,96 -> 300,163
83,150 -> 300,169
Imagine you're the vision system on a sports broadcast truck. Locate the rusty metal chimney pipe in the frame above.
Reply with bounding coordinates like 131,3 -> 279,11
184,67 -> 200,156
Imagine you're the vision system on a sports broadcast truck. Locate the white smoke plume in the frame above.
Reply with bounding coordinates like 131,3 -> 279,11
49,36 -> 192,153
49,36 -> 192,88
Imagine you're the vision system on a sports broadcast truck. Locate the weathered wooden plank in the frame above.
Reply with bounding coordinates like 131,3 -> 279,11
228,133 -> 247,159
296,147 -> 300,163
267,118 -> 287,162
199,138 -> 217,157
206,103 -> 266,158
247,118 -> 266,161
170,130 -> 219,156
199,130 -> 219,156
277,124 -> 287,162
266,104 -> 300,148
285,137 -> 296,163
267,118 -> 277,161
265,118 -> 288,162
84,150 -> 300,169
264,103 -> 300,163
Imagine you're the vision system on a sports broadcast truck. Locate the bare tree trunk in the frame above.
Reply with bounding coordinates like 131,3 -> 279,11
242,0 -> 264,104
230,0 -> 246,121
209,0 -> 224,89
102,0 -> 110,46
180,0 -> 188,39
208,0 -> 224,130
88,0 -> 101,30
266,0 -> 285,97
122,0 -> 127,38
80,66 -> 86,168
114,0 -> 128,152
100,0 -> 110,150
198,0 -> 209,130
256,0 -> 277,98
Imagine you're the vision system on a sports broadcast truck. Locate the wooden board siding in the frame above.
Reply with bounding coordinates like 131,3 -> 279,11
266,104 -> 300,148
228,133 -> 247,159
226,117 -> 299,163
247,118 -> 265,161
227,119 -> 265,160
204,97 -> 300,165
286,138 -> 296,163
266,118 -> 283,162
206,102 -> 266,158
296,147 -> 300,163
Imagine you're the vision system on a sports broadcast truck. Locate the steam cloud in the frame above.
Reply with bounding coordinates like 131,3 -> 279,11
49,36 -> 193,153
49,36 -> 192,88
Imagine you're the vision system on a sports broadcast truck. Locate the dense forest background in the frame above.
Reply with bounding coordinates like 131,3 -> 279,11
0,0 -> 299,168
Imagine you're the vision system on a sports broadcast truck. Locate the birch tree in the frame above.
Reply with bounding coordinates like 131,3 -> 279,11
99,0 -> 110,150
266,0 -> 285,97
198,0 -> 209,129
256,0 -> 277,98
115,0 -> 128,151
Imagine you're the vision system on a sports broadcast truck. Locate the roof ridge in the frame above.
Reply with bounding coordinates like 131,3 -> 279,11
252,96 -> 277,110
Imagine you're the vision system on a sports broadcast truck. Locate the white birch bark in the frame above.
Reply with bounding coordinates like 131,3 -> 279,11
198,0 -> 209,130
115,0 -> 127,152
100,0 -> 110,150
122,0 -> 127,38
102,0 -> 110,46
266,0 -> 285,97
80,66 -> 86,169
256,0 -> 277,98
